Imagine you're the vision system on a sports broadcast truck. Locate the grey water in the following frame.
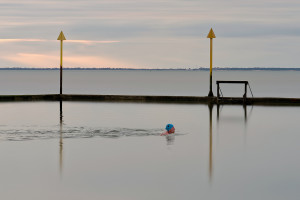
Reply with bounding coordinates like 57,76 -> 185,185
0,70 -> 300,200
0,70 -> 300,97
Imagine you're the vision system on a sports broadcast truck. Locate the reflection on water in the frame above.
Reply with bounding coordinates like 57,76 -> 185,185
217,104 -> 251,124
210,104 -> 251,183
165,134 -> 175,145
59,100 -> 63,177
208,104 -> 213,183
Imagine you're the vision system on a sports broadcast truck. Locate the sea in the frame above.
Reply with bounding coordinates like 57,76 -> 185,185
0,69 -> 299,200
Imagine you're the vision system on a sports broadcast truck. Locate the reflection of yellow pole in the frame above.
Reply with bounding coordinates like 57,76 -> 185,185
60,122 -> 63,176
59,100 -> 63,178
57,31 -> 66,95
207,28 -> 216,97
208,104 -> 213,182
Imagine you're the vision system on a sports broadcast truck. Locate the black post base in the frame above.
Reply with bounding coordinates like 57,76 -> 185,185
208,91 -> 214,97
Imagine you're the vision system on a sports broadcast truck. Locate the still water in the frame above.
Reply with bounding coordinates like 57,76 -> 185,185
0,70 -> 300,97
0,101 -> 299,200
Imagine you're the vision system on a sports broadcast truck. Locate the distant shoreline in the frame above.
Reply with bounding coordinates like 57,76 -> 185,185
0,67 -> 300,71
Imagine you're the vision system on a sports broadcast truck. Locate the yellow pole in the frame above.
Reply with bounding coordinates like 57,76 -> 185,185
60,40 -> 63,94
60,40 -> 63,67
207,28 -> 216,97
210,38 -> 212,75
209,38 -> 213,96
57,31 -> 66,95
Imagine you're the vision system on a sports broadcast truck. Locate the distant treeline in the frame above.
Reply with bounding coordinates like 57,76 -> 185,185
0,67 -> 300,71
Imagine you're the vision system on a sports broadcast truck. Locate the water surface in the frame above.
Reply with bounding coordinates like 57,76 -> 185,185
0,70 -> 300,97
0,101 -> 299,200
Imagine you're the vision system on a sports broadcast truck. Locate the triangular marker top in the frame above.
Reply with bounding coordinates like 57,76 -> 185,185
207,28 -> 216,38
57,31 -> 66,40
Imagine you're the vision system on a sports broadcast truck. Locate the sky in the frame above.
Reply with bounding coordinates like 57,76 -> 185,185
0,0 -> 299,69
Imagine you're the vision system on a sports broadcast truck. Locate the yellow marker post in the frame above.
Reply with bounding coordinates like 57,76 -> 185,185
207,28 -> 216,97
57,31 -> 66,95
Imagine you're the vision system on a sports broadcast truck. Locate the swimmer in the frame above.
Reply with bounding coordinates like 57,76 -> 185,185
161,124 -> 175,136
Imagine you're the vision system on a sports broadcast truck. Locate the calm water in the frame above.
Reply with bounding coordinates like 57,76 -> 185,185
0,70 -> 300,97
0,70 -> 300,200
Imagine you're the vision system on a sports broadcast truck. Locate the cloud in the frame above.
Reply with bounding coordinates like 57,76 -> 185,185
2,53 -> 58,67
1,53 -> 134,68
0,39 -> 48,43
0,39 -> 120,45
66,40 -> 120,45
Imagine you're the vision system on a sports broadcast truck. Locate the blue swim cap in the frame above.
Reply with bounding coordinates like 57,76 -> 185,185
165,124 -> 174,131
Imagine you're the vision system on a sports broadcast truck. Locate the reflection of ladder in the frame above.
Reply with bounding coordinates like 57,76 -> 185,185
216,81 -> 254,104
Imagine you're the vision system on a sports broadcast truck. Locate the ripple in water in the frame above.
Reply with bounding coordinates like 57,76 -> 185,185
0,126 -> 169,141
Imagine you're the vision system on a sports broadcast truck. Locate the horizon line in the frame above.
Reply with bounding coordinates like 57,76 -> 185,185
0,67 -> 300,71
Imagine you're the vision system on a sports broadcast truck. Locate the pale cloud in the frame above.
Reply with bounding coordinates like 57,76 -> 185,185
64,55 -> 130,68
1,53 -> 133,68
0,39 -> 120,45
2,53 -> 58,68
0,39 -> 48,43
66,40 -> 120,45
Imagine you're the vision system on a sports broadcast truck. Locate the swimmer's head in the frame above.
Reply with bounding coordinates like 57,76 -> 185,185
165,124 -> 174,133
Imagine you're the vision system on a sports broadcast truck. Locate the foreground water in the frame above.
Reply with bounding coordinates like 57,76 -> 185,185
0,101 -> 299,200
